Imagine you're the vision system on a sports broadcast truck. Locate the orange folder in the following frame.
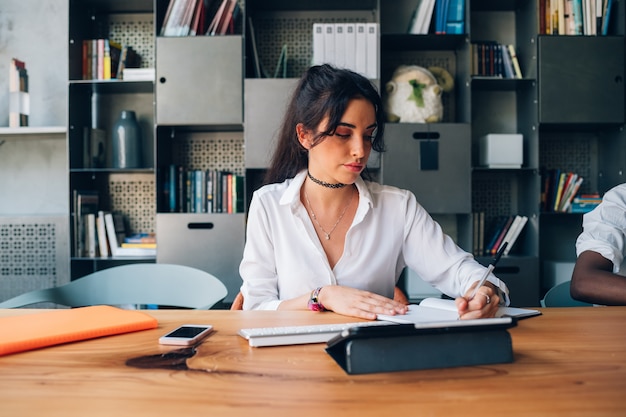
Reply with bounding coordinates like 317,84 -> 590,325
0,305 -> 158,356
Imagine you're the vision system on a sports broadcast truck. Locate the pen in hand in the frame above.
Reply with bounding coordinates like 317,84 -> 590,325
468,241 -> 508,301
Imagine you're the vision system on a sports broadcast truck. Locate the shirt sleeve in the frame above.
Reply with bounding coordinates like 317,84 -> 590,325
401,191 -> 510,305
239,192 -> 282,310
576,185 -> 626,273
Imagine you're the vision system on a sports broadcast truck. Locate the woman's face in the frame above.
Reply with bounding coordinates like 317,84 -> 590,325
300,98 -> 376,185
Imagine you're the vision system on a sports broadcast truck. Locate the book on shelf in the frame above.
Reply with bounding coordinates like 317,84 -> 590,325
560,176 -> 584,212
85,213 -> 97,258
72,190 -> 99,258
506,44 -> 523,79
484,215 -> 510,257
121,242 -> 157,249
311,22 -> 379,79
434,0 -> 450,34
445,0 -> 466,34
407,0 -> 436,34
104,212 -> 155,257
541,0 -> 613,35
502,215 -> 529,256
496,215 -> 524,256
96,211 -> 110,257
82,40 -> 139,80
487,215 -> 515,256
9,58 -> 29,128
161,0 -> 197,36
122,68 -> 155,81
472,212 -> 485,257
471,42 -> 521,79
164,166 -> 244,214
204,0 -> 240,36
542,169 -> 585,212
124,233 -> 156,244
570,194 -> 602,213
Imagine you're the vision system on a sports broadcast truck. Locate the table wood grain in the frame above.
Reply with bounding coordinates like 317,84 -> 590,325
1,307 -> 625,416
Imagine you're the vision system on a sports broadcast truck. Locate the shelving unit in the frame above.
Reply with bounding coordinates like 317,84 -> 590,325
67,0 -> 156,280
65,0 -> 625,307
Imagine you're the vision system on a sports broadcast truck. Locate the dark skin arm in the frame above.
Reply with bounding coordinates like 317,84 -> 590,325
571,250 -> 626,305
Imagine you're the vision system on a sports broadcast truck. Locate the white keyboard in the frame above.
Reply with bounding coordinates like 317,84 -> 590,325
238,320 -> 396,347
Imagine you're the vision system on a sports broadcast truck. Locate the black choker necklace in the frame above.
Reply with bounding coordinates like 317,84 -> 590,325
307,171 -> 347,189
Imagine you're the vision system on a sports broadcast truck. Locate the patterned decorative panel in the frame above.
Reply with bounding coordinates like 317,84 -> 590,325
539,135 -> 594,195
108,173 -> 156,234
472,172 -> 513,220
0,216 -> 69,304
254,15 -> 370,78
174,132 -> 245,176
109,14 -> 155,69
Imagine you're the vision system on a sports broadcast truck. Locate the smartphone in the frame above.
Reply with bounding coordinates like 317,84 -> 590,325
158,324 -> 214,346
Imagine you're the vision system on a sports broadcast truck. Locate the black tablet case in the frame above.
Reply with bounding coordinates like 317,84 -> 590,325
326,321 -> 515,375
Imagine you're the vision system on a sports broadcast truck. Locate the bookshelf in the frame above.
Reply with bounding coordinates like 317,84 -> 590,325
66,0 -> 625,307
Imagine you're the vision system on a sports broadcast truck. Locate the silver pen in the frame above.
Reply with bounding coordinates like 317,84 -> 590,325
468,241 -> 508,301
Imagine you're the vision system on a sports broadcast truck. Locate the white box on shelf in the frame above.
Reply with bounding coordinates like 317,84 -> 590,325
479,134 -> 523,168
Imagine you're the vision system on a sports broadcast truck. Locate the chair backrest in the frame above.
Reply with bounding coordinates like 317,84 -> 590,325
0,263 -> 228,309
540,280 -> 593,307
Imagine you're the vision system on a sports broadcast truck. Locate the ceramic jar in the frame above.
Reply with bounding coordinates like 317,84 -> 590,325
112,110 -> 142,168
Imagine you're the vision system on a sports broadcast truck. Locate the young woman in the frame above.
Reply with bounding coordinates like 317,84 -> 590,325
239,64 -> 509,320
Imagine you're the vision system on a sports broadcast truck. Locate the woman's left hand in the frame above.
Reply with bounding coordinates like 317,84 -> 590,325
454,283 -> 500,319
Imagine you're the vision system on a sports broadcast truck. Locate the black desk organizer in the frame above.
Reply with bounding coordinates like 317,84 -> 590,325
326,318 -> 517,375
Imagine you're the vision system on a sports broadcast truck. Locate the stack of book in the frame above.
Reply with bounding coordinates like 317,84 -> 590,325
471,42 -> 522,79
82,40 -> 140,80
163,166 -> 244,214
100,211 -> 156,258
570,194 -> 602,213
9,58 -> 29,127
540,0 -> 615,36
312,22 -> 379,79
160,0 -> 240,37
72,189 -> 156,258
542,169 -> 584,212
407,0 -> 466,35
483,215 -> 529,257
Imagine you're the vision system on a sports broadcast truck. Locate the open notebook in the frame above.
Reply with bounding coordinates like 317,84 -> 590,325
378,297 -> 541,324
0,305 -> 158,356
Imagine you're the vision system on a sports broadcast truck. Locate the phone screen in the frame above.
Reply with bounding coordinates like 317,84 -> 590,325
165,326 -> 209,338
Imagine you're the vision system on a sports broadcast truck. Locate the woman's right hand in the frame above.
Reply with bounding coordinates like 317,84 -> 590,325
318,285 -> 408,320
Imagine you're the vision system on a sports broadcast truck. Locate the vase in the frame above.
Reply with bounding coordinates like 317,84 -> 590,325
112,110 -> 142,169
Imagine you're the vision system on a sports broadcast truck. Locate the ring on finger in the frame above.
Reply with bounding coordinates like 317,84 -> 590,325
477,292 -> 491,305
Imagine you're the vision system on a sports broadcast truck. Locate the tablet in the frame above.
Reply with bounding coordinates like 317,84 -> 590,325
328,316 -> 516,348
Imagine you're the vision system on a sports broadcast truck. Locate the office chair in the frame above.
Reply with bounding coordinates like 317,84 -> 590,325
540,280 -> 593,307
0,263 -> 228,309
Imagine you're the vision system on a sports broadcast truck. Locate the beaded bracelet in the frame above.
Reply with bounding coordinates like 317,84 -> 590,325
307,287 -> 326,311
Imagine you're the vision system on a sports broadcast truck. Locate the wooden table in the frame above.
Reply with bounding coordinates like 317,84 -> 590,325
1,307 -> 625,416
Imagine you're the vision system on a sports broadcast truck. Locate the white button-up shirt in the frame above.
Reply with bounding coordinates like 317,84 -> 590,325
240,171 -> 509,310
577,183 -> 626,275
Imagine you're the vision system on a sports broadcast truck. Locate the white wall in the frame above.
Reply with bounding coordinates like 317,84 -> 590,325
0,0 -> 68,215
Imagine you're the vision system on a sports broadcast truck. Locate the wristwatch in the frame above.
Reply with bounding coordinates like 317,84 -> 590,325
307,287 -> 326,311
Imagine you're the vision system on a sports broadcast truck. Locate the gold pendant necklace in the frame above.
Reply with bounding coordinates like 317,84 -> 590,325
304,188 -> 354,240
